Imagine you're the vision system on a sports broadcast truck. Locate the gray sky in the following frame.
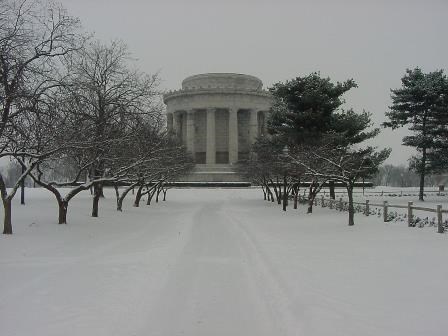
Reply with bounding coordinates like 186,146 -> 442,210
60,0 -> 448,165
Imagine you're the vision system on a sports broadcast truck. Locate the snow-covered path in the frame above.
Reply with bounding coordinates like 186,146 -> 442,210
145,200 -> 285,336
1,188 -> 447,336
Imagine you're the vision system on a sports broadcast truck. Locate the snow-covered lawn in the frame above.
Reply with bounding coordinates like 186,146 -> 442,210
0,188 -> 447,336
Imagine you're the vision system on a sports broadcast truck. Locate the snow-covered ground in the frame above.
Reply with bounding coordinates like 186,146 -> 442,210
0,187 -> 447,336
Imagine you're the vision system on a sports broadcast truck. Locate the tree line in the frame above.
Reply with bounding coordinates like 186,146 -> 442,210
0,0 -> 193,234
239,67 -> 448,226
372,164 -> 436,188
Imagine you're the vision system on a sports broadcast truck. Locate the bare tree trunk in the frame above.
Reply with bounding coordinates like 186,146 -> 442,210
147,187 -> 156,205
156,186 -> 161,203
307,183 -> 314,214
307,196 -> 314,214
133,184 -> 144,207
26,171 -> 85,225
261,185 -> 266,200
293,190 -> 298,209
114,185 -> 121,211
58,200 -> 68,224
264,183 -> 272,202
163,190 -> 167,201
282,174 -> 288,211
20,161 -> 25,205
2,198 -> 12,234
117,198 -> 124,211
116,182 -> 139,211
92,184 -> 102,217
0,174 -> 13,234
278,190 -> 282,203
271,179 -> 281,204
329,180 -> 335,199
419,147 -> 426,201
347,185 -> 355,226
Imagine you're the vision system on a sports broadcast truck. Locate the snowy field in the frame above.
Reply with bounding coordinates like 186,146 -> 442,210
0,187 -> 447,336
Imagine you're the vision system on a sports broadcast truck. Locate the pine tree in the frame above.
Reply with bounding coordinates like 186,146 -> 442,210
268,72 -> 357,145
383,68 -> 448,201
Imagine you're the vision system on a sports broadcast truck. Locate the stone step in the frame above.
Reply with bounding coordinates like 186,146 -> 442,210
193,164 -> 239,173
179,172 -> 246,182
178,165 -> 245,182
178,164 -> 247,182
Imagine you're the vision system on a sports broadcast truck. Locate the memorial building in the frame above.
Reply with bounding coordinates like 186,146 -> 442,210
163,73 -> 272,181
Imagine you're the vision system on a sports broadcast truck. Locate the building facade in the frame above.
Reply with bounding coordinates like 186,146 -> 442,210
163,73 -> 272,181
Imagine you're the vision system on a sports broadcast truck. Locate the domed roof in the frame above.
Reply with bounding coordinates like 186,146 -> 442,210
182,73 -> 263,91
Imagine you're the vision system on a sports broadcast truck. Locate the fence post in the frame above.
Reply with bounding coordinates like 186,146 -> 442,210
407,201 -> 413,227
383,201 -> 388,222
339,198 -> 343,211
365,200 -> 369,216
437,204 -> 444,233
321,195 -> 324,207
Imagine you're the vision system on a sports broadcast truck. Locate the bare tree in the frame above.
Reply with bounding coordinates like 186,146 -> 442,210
0,0 -> 82,233
312,146 -> 390,226
288,142 -> 332,214
25,54 -> 164,223
288,131 -> 390,225
64,39 -> 161,218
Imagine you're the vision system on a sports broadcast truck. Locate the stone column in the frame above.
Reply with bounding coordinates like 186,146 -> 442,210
206,108 -> 216,164
186,109 -> 195,155
173,111 -> 180,138
258,111 -> 266,136
228,108 -> 238,164
167,112 -> 173,133
249,109 -> 258,145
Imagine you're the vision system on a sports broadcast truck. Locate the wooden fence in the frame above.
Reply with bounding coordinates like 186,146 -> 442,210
321,189 -> 447,197
297,194 -> 446,234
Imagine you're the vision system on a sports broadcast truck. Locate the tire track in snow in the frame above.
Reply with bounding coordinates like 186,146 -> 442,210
223,210 -> 303,336
142,200 -> 284,336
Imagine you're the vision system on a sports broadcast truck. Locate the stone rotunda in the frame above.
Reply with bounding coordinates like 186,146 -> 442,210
164,73 -> 272,182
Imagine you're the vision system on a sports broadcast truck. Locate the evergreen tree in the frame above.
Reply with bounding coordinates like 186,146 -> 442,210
268,73 -> 390,224
383,68 -> 448,201
268,72 -> 357,145
268,73 -> 358,202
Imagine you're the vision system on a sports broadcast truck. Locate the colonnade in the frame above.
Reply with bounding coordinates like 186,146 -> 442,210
166,108 -> 266,164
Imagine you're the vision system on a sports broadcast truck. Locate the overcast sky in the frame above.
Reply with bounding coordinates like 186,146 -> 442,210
59,0 -> 448,165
